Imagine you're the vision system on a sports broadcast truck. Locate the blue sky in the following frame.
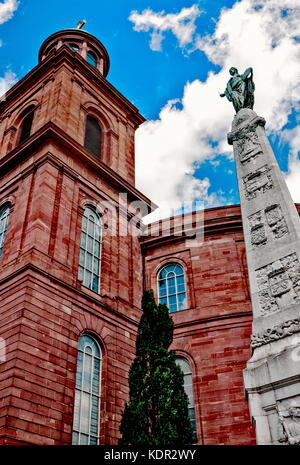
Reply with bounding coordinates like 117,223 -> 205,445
0,0 -> 299,220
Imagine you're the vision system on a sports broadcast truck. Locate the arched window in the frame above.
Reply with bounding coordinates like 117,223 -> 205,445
45,42 -> 57,56
157,263 -> 187,313
84,116 -> 102,159
176,357 -> 197,439
19,110 -> 34,144
72,334 -> 102,445
87,51 -> 97,67
0,205 -> 10,261
78,206 -> 102,293
67,43 -> 79,53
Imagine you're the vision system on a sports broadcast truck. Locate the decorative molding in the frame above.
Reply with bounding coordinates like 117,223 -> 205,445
243,165 -> 273,200
227,114 -> 266,145
277,396 -> 300,445
248,204 -> 289,248
256,252 -> 300,316
251,318 -> 300,348
265,204 -> 288,239
237,130 -> 262,164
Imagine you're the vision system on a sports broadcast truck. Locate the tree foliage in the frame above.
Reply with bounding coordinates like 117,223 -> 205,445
119,290 -> 195,446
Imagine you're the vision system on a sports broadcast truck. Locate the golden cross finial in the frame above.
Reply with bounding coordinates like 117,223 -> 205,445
77,19 -> 86,29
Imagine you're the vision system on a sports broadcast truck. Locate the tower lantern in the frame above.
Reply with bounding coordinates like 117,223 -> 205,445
38,28 -> 110,76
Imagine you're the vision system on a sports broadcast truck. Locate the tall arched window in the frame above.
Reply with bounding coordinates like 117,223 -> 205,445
176,357 -> 197,439
19,110 -> 34,144
158,263 -> 187,313
87,51 -> 97,67
78,206 -> 102,293
0,205 -> 10,261
72,334 -> 102,445
84,116 -> 102,159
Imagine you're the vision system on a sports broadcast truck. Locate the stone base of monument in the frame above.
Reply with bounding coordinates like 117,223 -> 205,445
244,335 -> 300,444
228,108 -> 300,445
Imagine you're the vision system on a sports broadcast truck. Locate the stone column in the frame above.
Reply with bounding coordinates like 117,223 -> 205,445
228,108 -> 300,445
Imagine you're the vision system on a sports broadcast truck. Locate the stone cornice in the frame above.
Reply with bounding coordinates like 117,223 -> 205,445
0,45 -> 145,128
227,114 -> 266,145
141,205 -> 300,248
140,213 -> 244,248
0,121 -> 156,212
0,262 -> 141,330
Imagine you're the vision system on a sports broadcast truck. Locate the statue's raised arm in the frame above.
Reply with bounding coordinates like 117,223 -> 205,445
220,67 -> 255,113
242,67 -> 253,80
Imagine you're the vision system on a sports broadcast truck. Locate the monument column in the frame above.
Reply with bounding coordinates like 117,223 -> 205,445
228,107 -> 300,445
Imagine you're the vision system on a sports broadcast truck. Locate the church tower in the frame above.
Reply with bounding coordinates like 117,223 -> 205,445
0,28 -> 153,445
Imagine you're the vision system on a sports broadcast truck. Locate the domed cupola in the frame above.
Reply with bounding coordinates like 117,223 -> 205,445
38,27 -> 110,77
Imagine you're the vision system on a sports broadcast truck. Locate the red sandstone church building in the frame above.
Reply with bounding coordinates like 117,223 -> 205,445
0,27 -> 299,446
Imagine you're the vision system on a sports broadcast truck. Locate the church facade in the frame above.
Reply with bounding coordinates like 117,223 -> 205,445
0,28 -> 298,445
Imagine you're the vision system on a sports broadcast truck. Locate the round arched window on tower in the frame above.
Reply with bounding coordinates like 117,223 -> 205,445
19,108 -> 35,145
84,116 -> 102,159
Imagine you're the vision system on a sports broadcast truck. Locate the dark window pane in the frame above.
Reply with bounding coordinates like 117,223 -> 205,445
92,275 -> 99,292
178,293 -> 187,310
19,112 -> 34,144
67,43 -> 79,53
80,232 -> 87,249
159,297 -> 168,307
158,279 -> 167,297
84,116 -> 102,159
167,277 -> 176,295
87,51 -> 97,67
0,206 -> 10,260
94,241 -> 100,257
169,304 -> 177,313
175,264 -> 184,275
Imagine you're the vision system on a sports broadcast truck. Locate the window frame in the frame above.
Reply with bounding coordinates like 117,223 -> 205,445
87,50 -> 98,68
18,109 -> 34,145
78,206 -> 102,293
157,263 -> 187,313
175,356 -> 197,440
72,333 -> 102,445
0,204 -> 10,261
84,115 -> 102,159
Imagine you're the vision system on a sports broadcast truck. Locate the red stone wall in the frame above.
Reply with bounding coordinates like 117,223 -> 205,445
142,206 -> 257,444
0,142 -> 144,444
0,37 -> 145,444
0,46 -> 141,186
0,268 -> 138,445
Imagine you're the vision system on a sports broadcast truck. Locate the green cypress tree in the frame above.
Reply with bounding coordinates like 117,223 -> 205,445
119,289 -> 195,446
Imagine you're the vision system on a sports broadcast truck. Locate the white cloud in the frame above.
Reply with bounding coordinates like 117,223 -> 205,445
285,157 -> 300,203
129,5 -> 201,51
0,0 -> 19,25
0,1 -> 19,99
282,125 -> 300,202
195,0 -> 300,131
0,70 -> 17,99
134,1 -> 300,218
